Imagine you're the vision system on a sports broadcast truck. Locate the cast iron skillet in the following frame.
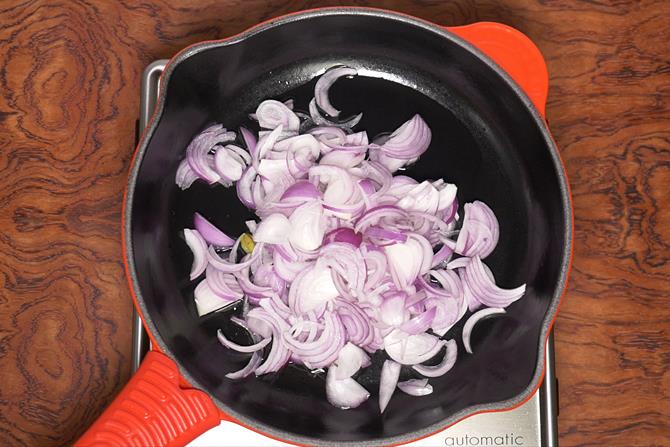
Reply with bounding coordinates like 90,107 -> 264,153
78,8 -> 572,447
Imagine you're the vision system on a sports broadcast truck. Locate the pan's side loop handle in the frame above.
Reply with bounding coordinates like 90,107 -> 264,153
446,22 -> 549,117
76,351 -> 220,447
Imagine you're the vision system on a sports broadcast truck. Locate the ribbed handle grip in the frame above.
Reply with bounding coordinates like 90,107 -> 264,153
76,351 -> 220,447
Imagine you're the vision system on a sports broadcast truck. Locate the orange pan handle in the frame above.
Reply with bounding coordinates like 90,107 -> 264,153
75,350 -> 220,447
446,22 -> 549,117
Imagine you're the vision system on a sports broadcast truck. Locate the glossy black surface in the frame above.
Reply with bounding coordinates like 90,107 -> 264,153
129,12 -> 568,443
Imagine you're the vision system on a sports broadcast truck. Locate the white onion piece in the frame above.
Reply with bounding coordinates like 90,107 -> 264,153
183,229 -> 207,280
288,201 -> 327,252
256,100 -> 300,131
384,329 -> 444,365
463,307 -> 506,354
194,280 -> 237,316
380,293 -> 409,327
379,360 -> 401,413
326,367 -> 370,409
331,342 -> 371,380
396,181 -> 440,215
413,339 -> 458,377
288,262 -> 339,314
253,213 -> 291,244
397,379 -> 433,396
315,66 -> 357,117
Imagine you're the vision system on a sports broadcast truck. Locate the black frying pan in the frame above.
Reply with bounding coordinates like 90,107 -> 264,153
77,8 -> 572,447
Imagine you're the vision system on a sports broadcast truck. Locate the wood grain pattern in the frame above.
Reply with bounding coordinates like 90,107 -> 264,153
0,1 -> 668,446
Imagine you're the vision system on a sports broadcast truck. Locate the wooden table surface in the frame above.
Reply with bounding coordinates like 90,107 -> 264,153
1,1 -> 668,446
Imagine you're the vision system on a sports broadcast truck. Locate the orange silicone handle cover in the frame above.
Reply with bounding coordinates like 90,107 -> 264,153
447,22 -> 549,116
75,351 -> 220,447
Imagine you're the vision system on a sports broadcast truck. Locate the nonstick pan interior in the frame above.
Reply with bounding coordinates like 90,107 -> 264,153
127,11 -> 569,444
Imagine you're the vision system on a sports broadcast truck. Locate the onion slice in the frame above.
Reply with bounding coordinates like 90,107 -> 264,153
315,66 -> 357,118
326,367 -> 370,409
193,213 -> 236,247
379,360 -> 401,413
463,308 -> 506,354
397,379 -> 433,396
217,329 -> 271,353
184,229 -> 207,280
413,339 -> 458,377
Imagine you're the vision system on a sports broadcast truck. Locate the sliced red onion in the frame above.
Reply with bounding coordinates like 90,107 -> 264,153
315,66 -> 357,117
447,257 -> 471,270
463,307 -> 506,354
193,213 -> 236,248
256,100 -> 300,131
214,146 -> 246,182
249,308 -> 291,375
324,228 -> 363,247
283,311 -> 345,369
455,201 -> 500,258
288,201 -> 326,252
397,379 -> 433,396
256,124 -> 285,161
438,183 -> 458,213
335,299 -> 374,347
206,265 -> 244,299
384,329 -> 445,365
331,342 -> 371,380
207,243 -> 262,273
177,67 -> 527,412
385,234 -> 433,290
413,339 -> 458,377
400,306 -> 437,335
175,159 -> 199,190
240,126 -> 258,157
379,360 -> 401,413
320,149 -> 366,169
236,166 -> 257,209
378,114 -> 431,160
380,293 -> 409,327
288,262 -> 339,315
326,367 -> 370,409
253,213 -> 291,245
431,244 -> 454,268
461,256 -> 526,308
186,125 -> 236,184
309,98 -> 362,129
396,181 -> 440,215
183,229 -> 207,280
194,279 -> 238,316
217,329 -> 271,353
226,350 -> 263,379
354,205 -> 407,233
280,180 -> 320,202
